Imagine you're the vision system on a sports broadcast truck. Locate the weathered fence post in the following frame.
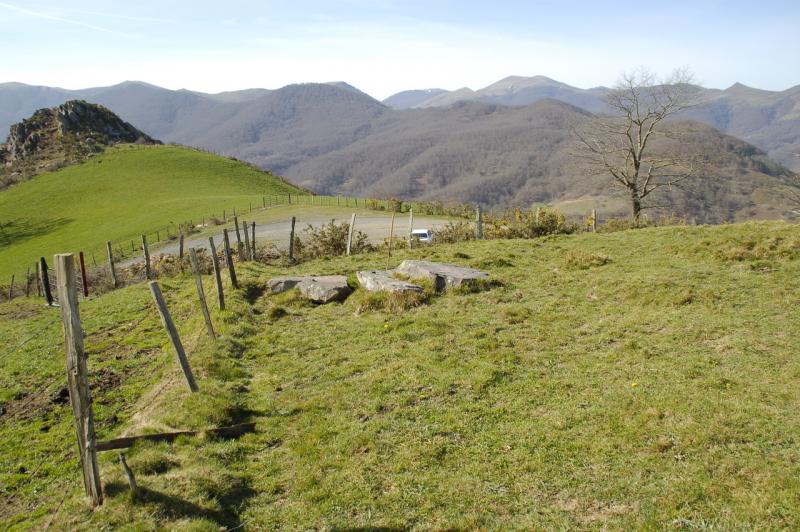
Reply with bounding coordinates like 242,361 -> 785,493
106,241 -> 118,289
476,205 -> 483,240
78,252 -> 89,297
118,454 -> 138,497
251,222 -> 256,260
288,193 -> 291,205
189,248 -> 216,340
387,212 -> 396,269
222,229 -> 238,289
346,213 -> 356,256
55,253 -> 103,507
209,237 -> 225,310
288,216 -> 296,263
242,221 -> 251,261
148,281 -> 199,392
591,209 -> 597,233
35,262 -> 42,297
179,234 -> 185,259
233,215 -> 244,258
141,235 -> 152,280
40,257 -> 53,305
25,266 -> 31,297
8,274 -> 14,300
408,208 -> 414,250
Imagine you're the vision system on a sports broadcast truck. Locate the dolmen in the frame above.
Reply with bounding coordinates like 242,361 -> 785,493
357,260 -> 489,293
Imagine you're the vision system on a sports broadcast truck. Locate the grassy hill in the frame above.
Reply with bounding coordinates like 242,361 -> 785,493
0,144 -> 301,278
2,221 -> 800,528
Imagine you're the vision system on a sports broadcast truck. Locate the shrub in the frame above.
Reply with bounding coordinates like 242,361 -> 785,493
484,206 -> 577,239
298,220 -> 373,259
433,221 -> 475,244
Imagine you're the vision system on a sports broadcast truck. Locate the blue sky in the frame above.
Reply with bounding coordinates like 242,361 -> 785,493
0,0 -> 798,98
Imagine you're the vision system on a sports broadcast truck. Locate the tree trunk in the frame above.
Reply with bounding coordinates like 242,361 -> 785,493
631,189 -> 643,222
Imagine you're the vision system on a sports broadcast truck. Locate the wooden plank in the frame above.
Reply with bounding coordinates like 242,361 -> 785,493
96,423 -> 256,451
346,213 -> 356,256
55,254 -> 103,507
148,281 -> 199,392
141,235 -> 152,280
106,241 -> 118,289
209,237 -> 225,310
189,248 -> 216,340
222,229 -> 239,289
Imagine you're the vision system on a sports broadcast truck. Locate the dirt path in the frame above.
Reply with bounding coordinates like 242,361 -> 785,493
122,213 -> 451,266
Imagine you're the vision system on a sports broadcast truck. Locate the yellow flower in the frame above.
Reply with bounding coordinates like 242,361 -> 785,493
383,324 -> 389,329
631,382 -> 638,388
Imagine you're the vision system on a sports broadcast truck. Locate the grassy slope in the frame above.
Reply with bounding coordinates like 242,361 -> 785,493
2,222 -> 800,529
0,145 -> 300,278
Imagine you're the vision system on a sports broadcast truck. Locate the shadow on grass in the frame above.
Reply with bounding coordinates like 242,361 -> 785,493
0,217 -> 73,248
105,480 -> 256,529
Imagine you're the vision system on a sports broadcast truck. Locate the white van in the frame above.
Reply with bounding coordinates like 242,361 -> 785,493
411,229 -> 433,243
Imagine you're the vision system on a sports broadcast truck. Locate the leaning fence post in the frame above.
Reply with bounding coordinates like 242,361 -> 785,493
387,212 -> 396,269
55,253 -> 103,507
78,252 -> 89,297
209,237 -> 225,310
242,221 -> 251,261
148,281 -> 199,392
222,229 -> 239,289
106,241 -> 119,289
40,257 -> 53,306
346,213 -> 356,256
288,216 -> 296,263
189,248 -> 216,340
141,235 -> 152,280
234,215 -> 243,258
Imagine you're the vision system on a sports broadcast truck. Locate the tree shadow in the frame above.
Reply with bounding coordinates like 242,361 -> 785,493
0,217 -> 73,248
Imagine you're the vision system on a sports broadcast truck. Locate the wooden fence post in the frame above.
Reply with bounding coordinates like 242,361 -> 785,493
78,252 -> 88,297
222,229 -> 239,289
475,205 -> 483,240
251,222 -> 256,260
209,237 -> 225,310
25,266 -> 31,297
55,254 -> 103,507
288,216 -> 296,263
40,257 -> 53,306
387,212 -> 396,269
106,241 -> 119,289
408,208 -> 414,250
242,221 -> 251,261
346,213 -> 356,256
591,209 -> 597,233
141,235 -> 152,280
234,215 -> 243,258
148,281 -> 199,392
8,274 -> 14,300
189,249 -> 216,340
35,262 -> 42,297
179,234 -> 185,259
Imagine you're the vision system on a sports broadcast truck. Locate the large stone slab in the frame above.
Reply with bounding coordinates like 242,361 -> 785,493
395,260 -> 489,291
266,276 -> 306,294
297,275 -> 352,303
266,275 -> 352,303
357,270 -> 424,293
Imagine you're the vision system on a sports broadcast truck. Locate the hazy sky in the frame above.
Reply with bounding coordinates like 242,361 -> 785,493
1,0 -> 798,98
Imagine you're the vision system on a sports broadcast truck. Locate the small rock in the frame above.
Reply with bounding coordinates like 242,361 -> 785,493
395,260 -> 489,291
356,270 -> 423,293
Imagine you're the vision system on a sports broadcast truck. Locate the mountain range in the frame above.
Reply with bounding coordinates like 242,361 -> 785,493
0,76 -> 798,220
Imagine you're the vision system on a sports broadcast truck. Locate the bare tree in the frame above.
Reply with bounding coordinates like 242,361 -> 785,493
573,67 -> 699,220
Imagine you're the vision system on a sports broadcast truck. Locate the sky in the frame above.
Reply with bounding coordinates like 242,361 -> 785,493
0,0 -> 798,99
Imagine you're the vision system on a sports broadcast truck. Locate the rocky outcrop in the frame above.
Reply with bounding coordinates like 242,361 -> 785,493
1,100 -> 159,185
395,260 -> 489,291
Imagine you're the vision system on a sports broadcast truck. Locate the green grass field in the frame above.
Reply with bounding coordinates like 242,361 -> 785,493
2,221 -> 800,529
0,145 -> 301,278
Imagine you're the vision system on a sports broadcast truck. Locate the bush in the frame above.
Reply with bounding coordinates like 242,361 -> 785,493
297,220 -> 374,259
484,206 -> 577,239
433,221 -> 475,244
